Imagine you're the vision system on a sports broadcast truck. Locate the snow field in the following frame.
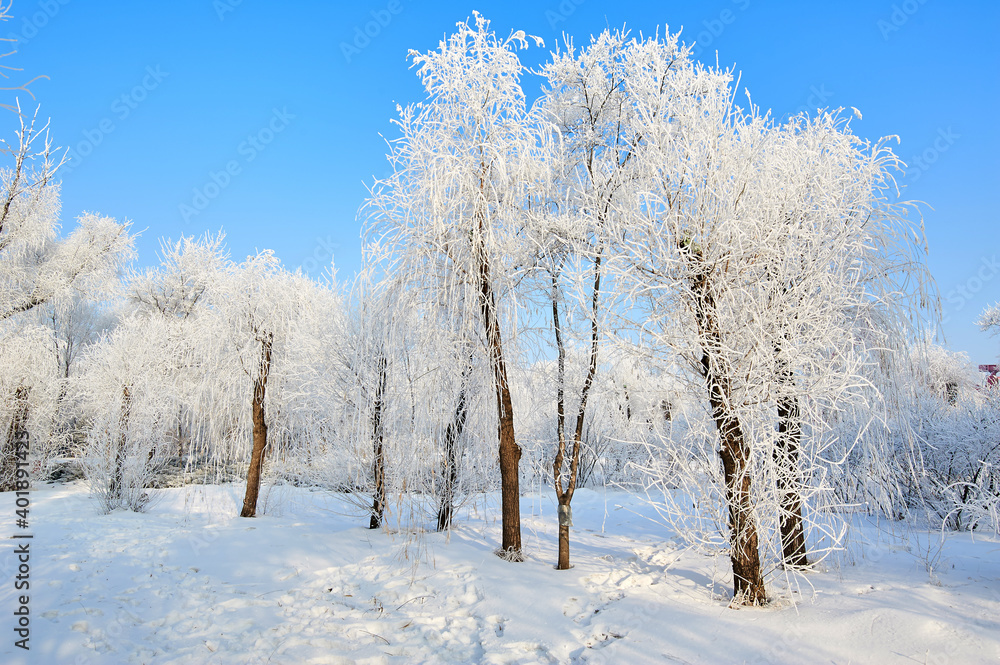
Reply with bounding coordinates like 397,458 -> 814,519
2,482 -> 999,664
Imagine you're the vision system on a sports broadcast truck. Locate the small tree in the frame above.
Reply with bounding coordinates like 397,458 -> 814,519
128,232 -> 228,461
981,303 -> 1000,347
0,324 -> 57,491
208,252 -> 299,518
77,315 -> 178,512
536,28 -> 656,569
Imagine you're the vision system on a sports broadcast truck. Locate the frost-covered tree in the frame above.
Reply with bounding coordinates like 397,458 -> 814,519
38,295 -> 113,382
606,31 -> 932,603
337,273 -> 394,529
981,303 -> 1000,355
129,232 -> 228,321
535,27 -> 657,570
127,232 -> 228,460
0,108 -> 133,322
76,314 -> 180,511
605,38 -> 771,603
365,13 -> 548,559
0,324 -> 57,491
208,251 -> 305,518
0,108 -> 132,490
894,344 -> 1000,532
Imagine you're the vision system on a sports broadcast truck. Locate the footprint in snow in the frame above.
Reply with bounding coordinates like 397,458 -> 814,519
488,615 -> 507,637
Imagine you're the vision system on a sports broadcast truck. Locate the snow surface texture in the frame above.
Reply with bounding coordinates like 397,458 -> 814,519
2,483 -> 999,664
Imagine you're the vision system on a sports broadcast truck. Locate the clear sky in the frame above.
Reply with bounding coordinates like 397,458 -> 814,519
5,0 -> 999,363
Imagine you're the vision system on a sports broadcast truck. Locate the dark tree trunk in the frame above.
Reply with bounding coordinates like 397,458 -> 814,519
176,409 -> 187,460
241,333 -> 272,518
369,351 -> 388,530
775,341 -> 808,568
110,385 -> 132,503
437,377 -> 469,531
475,206 -> 522,560
684,240 -> 766,605
0,386 -> 29,492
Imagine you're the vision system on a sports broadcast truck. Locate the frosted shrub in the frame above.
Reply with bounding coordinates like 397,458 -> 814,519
77,316 -> 177,512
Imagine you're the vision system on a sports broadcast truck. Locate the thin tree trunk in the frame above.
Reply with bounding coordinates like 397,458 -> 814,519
475,201 -> 522,560
110,385 -> 132,504
551,270 -> 569,567
437,379 -> 469,531
684,241 -> 766,605
176,408 -> 186,459
775,338 -> 808,567
369,351 -> 388,530
553,254 -> 602,570
0,386 -> 29,492
241,333 -> 272,518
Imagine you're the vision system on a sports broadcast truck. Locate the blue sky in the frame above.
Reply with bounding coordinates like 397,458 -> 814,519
6,0 -> 999,363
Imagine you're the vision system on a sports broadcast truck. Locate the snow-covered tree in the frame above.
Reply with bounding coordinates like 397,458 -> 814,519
0,108 -> 133,490
364,13 -> 548,559
981,303 -> 1000,359
209,251 -> 301,517
0,323 -> 58,490
604,32 -> 932,603
0,108 -> 133,323
534,27 -> 663,570
76,314 -> 181,511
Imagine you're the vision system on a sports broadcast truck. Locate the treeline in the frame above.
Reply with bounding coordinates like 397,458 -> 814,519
1,16 -> 998,606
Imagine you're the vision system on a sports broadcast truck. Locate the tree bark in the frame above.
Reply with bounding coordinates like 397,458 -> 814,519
775,340 -> 808,567
437,376 -> 469,531
475,205 -> 522,560
0,386 -> 29,492
551,270 -> 569,568
369,351 -> 388,530
683,241 -> 766,605
241,332 -> 272,518
110,385 -> 132,504
552,254 -> 602,570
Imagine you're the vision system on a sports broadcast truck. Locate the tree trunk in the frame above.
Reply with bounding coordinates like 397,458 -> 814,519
684,241 -> 766,605
110,385 -> 132,504
551,270 -> 570,568
369,351 -> 388,530
475,208 -> 522,560
437,377 -> 469,531
0,386 -> 29,492
775,344 -> 808,567
552,254 -> 602,570
241,333 -> 272,518
176,408 -> 186,460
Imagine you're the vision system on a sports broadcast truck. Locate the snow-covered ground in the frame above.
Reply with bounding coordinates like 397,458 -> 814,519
2,482 -> 999,664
